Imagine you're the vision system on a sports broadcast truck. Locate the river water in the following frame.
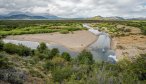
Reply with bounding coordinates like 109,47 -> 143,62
83,24 -> 117,63
3,24 -> 117,62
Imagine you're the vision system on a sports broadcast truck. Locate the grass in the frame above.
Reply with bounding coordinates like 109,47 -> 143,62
0,21 -> 85,37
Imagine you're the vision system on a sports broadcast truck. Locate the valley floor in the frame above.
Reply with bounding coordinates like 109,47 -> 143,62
5,30 -> 97,52
112,25 -> 146,60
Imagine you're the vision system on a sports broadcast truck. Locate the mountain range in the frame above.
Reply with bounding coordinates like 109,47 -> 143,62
89,16 -> 146,20
0,12 -> 60,20
0,12 -> 146,20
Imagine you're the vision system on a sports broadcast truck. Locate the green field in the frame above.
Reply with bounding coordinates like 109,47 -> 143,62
0,20 -> 87,38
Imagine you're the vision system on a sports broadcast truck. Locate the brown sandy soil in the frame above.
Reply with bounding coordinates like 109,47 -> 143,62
114,34 -> 146,60
117,25 -> 142,35
5,30 -> 97,51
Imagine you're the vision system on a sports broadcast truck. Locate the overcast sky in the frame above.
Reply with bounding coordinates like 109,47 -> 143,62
0,0 -> 146,18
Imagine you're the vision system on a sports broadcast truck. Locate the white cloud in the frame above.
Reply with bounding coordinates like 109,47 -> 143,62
0,0 -> 146,18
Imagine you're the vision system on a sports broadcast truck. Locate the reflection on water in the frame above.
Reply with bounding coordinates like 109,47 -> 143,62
3,39 -> 78,57
83,24 -> 117,63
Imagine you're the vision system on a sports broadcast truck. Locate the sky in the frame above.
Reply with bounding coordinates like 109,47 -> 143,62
0,0 -> 146,18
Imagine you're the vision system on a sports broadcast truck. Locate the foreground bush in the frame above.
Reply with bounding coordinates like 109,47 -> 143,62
37,42 -> 47,53
0,52 -> 12,68
61,52 -> 71,61
3,43 -> 32,56
52,67 -> 73,83
77,50 -> 94,64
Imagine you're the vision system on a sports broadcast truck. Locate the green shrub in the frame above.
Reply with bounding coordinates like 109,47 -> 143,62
77,50 -> 94,65
17,44 -> 32,56
0,53 -> 12,68
61,52 -> 71,61
3,43 -> 20,54
50,48 -> 59,59
37,42 -> 47,53
59,30 -> 69,34
43,61 -> 54,70
52,67 -> 73,83
142,26 -> 146,35
3,43 -> 31,56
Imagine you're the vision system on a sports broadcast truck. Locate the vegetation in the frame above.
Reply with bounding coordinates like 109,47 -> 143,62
3,43 -> 32,56
1,20 -> 146,83
124,21 -> 146,35
0,20 -> 85,37
90,21 -> 146,37
59,30 -> 69,34
0,41 -> 146,84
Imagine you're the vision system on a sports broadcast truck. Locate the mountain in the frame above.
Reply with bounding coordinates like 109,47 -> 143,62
5,14 -> 48,20
0,14 -> 47,20
89,16 -> 124,20
0,12 -> 61,20
0,15 -> 6,19
127,17 -> 146,20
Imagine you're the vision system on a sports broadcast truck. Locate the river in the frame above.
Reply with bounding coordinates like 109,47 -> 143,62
83,24 -> 117,63
3,24 -> 117,62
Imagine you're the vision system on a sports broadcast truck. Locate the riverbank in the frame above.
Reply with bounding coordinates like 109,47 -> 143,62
5,30 -> 97,52
112,25 -> 146,60
114,35 -> 146,60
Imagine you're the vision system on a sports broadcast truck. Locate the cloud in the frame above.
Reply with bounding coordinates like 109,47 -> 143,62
0,0 -> 146,18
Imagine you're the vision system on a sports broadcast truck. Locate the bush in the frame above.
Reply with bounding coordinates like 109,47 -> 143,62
3,43 -> 31,56
52,67 -> 73,83
3,43 -> 19,54
77,50 -> 94,65
59,30 -> 69,34
61,52 -> 71,61
37,42 -> 47,53
43,61 -> 54,70
142,26 -> 146,35
50,48 -> 59,59
18,44 -> 32,56
0,53 -> 12,68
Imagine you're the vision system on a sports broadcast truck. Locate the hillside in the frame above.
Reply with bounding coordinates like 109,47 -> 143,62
89,16 -> 124,20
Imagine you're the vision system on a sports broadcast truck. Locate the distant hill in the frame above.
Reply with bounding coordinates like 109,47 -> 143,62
89,16 -> 124,20
127,17 -> 146,20
0,13 -> 61,20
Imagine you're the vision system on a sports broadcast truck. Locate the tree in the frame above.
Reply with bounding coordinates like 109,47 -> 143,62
50,48 -> 59,59
77,50 -> 94,65
43,61 -> 54,70
61,52 -> 71,61
18,44 -> 32,56
52,67 -> 73,83
37,42 -> 47,53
